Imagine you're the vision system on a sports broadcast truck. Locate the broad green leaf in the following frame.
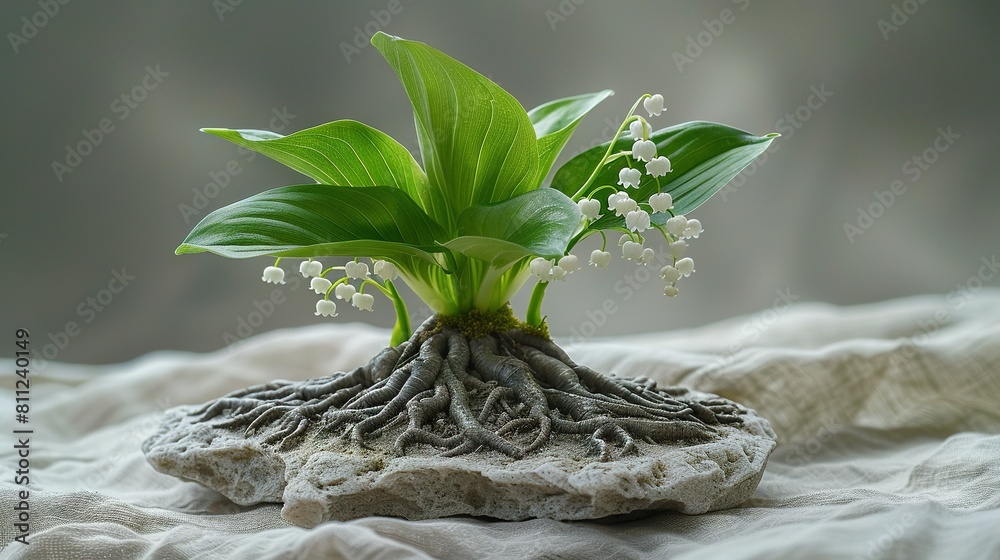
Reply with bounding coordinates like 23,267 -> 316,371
528,89 -> 614,187
550,121 -> 777,229
201,121 -> 444,219
176,185 -> 447,268
444,188 -> 581,270
371,32 -> 539,233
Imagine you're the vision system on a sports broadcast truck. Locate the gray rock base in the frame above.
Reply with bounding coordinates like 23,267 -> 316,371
143,388 -> 776,528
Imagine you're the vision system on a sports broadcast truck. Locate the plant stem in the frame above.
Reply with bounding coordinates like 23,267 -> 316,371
525,281 -> 549,327
570,95 -> 649,201
386,280 -> 411,346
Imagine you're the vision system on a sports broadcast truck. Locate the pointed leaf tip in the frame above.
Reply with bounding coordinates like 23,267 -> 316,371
372,31 -> 539,232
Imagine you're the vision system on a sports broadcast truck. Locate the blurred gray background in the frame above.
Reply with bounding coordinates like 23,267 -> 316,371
2,1 -> 998,366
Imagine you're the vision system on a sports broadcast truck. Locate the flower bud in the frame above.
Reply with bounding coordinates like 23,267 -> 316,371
373,260 -> 398,281
631,140 -> 657,163
618,167 -> 642,189
299,260 -> 323,278
666,215 -> 688,237
530,257 -> 553,278
645,156 -> 672,178
334,283 -> 357,301
315,299 -> 338,317
558,254 -> 580,273
622,241 -> 644,261
629,118 -> 646,140
344,261 -> 369,279
683,219 -> 703,239
310,277 -> 333,295
668,240 -> 686,259
578,198 -> 601,219
640,248 -> 655,265
262,266 -> 286,285
590,249 -> 611,269
626,209 -> 651,232
549,265 -> 567,282
648,192 -> 673,214
352,292 -> 375,311
659,265 -> 681,283
643,93 -> 664,117
676,257 -> 695,277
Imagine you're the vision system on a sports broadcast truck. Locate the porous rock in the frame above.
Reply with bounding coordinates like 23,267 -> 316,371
143,388 -> 776,528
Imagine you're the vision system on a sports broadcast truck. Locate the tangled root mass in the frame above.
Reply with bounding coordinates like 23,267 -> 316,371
196,318 -> 744,461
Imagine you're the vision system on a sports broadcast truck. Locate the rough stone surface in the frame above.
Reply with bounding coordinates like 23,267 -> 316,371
143,388 -> 776,528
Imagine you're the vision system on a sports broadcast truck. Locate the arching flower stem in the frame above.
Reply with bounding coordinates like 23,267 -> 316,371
385,280 -> 411,346
587,184 -> 620,202
571,94 -> 653,201
525,280 -> 549,328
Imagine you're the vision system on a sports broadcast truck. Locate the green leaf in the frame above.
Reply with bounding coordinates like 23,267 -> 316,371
528,89 -> 614,187
176,185 -> 447,268
444,188 -> 581,270
201,120 -> 445,219
551,121 -> 777,229
371,32 -> 539,233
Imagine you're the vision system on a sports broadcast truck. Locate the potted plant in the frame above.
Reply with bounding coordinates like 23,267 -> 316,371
145,32 -> 778,526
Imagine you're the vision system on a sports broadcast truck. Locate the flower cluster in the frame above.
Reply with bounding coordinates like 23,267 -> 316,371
529,254 -> 580,282
565,93 -> 705,297
261,257 -> 399,319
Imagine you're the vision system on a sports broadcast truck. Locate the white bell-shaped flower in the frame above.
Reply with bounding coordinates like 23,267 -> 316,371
613,196 -> 638,217
618,233 -> 632,247
659,265 -> 681,283
640,248 -> 656,265
315,299 -> 338,317
558,254 -> 580,273
631,139 -> 657,163
676,257 -> 695,277
352,292 -> 375,311
622,241 -> 644,261
334,283 -> 357,301
618,167 -> 642,189
344,261 -> 369,279
668,240 -> 687,259
310,277 -> 332,295
530,257 -> 553,279
608,191 -> 628,207
629,119 -> 646,140
549,265 -> 567,282
663,285 -> 679,297
262,266 -> 286,285
590,249 -> 611,269
578,198 -> 601,219
645,156 -> 672,177
643,93 -> 665,117
373,260 -> 398,281
666,215 -> 688,237
683,218 -> 703,239
648,192 -> 673,214
625,209 -> 651,232
299,260 -> 323,278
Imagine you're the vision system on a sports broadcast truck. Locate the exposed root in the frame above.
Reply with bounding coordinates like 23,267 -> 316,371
194,316 -> 746,462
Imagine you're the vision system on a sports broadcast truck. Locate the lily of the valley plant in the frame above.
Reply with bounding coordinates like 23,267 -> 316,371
180,33 -> 776,347
180,34 -> 777,461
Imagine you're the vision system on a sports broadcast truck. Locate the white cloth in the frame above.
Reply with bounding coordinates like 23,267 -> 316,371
2,292 -> 1000,559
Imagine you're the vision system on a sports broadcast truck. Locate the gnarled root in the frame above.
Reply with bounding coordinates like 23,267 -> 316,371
195,318 -> 744,461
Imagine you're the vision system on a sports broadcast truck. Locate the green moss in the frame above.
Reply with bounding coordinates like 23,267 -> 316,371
437,305 -> 550,340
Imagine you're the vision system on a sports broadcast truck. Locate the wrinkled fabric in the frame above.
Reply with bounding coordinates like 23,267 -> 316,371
2,292 -> 1000,559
